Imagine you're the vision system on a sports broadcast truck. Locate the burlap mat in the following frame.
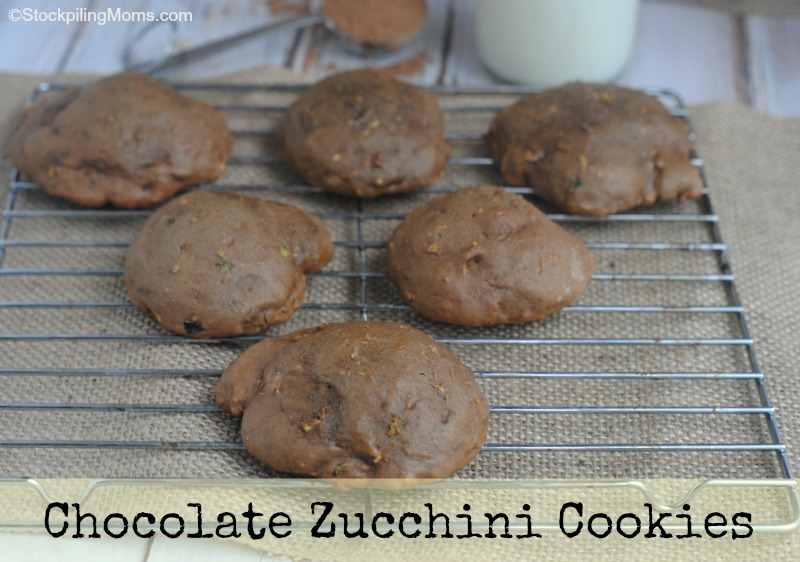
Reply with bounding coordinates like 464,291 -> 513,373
0,67 -> 799,490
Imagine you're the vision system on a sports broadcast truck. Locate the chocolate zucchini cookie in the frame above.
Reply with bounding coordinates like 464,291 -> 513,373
124,191 -> 333,338
6,72 -> 232,208
279,69 -> 450,197
487,82 -> 703,216
322,0 -> 428,51
386,186 -> 595,326
215,321 -> 489,479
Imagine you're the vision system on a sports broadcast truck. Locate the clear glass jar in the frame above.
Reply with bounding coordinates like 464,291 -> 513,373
474,0 -> 640,86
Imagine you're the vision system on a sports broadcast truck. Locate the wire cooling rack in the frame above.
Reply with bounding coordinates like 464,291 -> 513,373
0,81 -> 794,492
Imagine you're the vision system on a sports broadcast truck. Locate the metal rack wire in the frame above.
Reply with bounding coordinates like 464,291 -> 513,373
0,81 -> 792,485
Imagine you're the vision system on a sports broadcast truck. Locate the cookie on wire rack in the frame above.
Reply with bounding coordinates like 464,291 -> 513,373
6,72 -> 233,208
124,190 -> 333,339
386,185 -> 595,326
278,69 -> 450,198
487,82 -> 703,216
215,321 -> 489,481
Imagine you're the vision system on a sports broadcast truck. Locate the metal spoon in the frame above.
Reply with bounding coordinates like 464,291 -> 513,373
122,0 -> 418,75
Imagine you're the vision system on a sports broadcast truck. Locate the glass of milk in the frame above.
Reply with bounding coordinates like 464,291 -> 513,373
474,0 -> 640,86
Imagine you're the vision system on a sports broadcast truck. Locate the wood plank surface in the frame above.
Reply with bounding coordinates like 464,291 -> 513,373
745,15 -> 800,116
440,0 -> 495,86
619,1 -> 748,105
0,0 -> 798,115
61,0 -> 301,77
0,0 -> 91,73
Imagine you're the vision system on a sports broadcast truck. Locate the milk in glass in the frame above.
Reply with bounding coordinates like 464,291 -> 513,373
475,0 -> 640,86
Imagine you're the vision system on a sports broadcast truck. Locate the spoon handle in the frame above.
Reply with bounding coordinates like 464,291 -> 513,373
126,12 -> 324,75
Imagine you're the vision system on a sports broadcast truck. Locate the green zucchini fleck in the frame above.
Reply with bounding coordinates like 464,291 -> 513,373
216,261 -> 235,273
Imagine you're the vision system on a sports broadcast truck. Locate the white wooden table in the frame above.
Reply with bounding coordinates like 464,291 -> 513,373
0,0 -> 798,115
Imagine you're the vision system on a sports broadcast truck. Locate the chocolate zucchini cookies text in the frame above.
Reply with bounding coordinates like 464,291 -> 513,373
487,82 -> 703,216
124,191 -> 333,338
386,186 -> 595,326
279,69 -> 450,197
215,322 -> 489,479
6,72 -> 233,208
